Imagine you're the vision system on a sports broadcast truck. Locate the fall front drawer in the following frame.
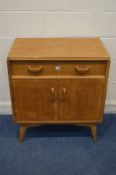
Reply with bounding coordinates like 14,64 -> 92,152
11,60 -> 106,77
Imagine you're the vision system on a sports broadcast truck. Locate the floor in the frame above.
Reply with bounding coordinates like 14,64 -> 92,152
0,114 -> 116,175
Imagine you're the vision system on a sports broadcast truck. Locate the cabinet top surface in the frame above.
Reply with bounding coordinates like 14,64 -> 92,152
8,38 -> 110,61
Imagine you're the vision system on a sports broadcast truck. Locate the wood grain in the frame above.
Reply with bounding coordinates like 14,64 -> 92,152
7,38 -> 110,141
8,38 -> 110,60
12,79 -> 58,122
11,60 -> 106,76
58,78 -> 105,122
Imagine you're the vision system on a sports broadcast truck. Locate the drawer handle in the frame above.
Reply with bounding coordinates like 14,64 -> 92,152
49,87 -> 55,101
75,66 -> 90,74
27,65 -> 43,73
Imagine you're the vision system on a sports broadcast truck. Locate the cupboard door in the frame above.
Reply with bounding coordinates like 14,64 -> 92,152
58,78 -> 105,122
12,79 -> 57,122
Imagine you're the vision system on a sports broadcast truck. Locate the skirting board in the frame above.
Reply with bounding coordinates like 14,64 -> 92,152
0,100 -> 116,115
105,100 -> 116,114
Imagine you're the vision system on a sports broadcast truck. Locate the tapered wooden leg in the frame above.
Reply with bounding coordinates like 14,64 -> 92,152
90,125 -> 97,141
19,126 -> 26,142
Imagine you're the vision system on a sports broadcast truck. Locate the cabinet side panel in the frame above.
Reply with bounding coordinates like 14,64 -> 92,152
7,60 -> 16,122
100,59 -> 110,121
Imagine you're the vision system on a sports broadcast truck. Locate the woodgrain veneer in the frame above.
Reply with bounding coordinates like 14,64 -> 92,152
7,38 -> 110,142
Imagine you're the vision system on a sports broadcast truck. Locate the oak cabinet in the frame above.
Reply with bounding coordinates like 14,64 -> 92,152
7,38 -> 110,142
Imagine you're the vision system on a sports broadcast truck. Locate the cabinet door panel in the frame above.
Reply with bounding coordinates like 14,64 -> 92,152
12,79 -> 57,122
58,78 -> 105,122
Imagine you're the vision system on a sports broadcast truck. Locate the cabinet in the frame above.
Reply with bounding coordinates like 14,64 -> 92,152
7,38 -> 110,142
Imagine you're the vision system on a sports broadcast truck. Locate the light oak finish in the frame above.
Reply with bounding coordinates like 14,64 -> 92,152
58,78 -> 105,122
11,61 -> 106,76
12,79 -> 58,122
19,126 -> 26,142
90,125 -> 97,141
7,38 -> 110,142
8,38 -> 110,60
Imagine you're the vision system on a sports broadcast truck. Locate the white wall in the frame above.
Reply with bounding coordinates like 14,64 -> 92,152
0,0 -> 116,114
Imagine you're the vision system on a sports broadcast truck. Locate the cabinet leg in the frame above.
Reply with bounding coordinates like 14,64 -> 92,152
90,125 -> 97,141
19,126 -> 26,142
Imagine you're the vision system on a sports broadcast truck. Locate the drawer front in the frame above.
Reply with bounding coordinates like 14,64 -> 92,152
11,61 -> 107,76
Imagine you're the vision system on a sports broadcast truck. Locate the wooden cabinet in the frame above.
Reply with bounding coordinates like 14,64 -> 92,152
7,38 -> 110,142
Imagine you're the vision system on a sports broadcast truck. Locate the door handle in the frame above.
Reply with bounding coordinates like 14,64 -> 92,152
62,87 -> 67,101
49,87 -> 55,101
